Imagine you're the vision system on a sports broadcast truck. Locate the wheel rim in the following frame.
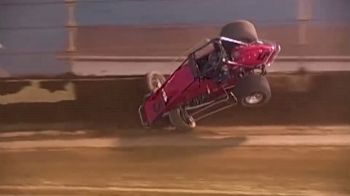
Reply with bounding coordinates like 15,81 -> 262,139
187,117 -> 196,128
151,77 -> 162,90
244,92 -> 264,105
180,109 -> 196,128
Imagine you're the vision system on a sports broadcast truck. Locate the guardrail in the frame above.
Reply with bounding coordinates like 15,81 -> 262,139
59,55 -> 350,62
56,55 -> 350,76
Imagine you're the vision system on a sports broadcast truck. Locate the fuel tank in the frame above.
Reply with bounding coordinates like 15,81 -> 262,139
232,42 -> 279,68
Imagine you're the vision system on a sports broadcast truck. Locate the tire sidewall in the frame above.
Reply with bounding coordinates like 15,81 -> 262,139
233,73 -> 271,107
220,20 -> 258,42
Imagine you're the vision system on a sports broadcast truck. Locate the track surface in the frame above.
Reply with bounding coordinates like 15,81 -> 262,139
0,126 -> 350,195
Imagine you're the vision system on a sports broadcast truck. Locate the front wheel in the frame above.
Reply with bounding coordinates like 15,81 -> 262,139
169,107 -> 196,132
145,71 -> 166,92
233,73 -> 271,107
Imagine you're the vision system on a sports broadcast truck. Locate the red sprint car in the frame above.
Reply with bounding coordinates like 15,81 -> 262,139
139,20 -> 281,131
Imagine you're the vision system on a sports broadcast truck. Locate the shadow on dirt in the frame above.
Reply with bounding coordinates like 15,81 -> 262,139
115,137 -> 247,162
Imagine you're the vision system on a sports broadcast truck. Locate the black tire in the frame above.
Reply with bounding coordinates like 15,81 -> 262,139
169,108 -> 196,132
220,20 -> 258,42
145,71 -> 166,92
233,73 -> 271,107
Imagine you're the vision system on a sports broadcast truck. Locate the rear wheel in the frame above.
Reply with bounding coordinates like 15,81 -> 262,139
220,20 -> 258,55
233,73 -> 271,107
220,20 -> 258,42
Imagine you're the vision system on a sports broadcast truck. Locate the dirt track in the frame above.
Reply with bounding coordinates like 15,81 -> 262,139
0,126 -> 350,195
1,147 -> 350,195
